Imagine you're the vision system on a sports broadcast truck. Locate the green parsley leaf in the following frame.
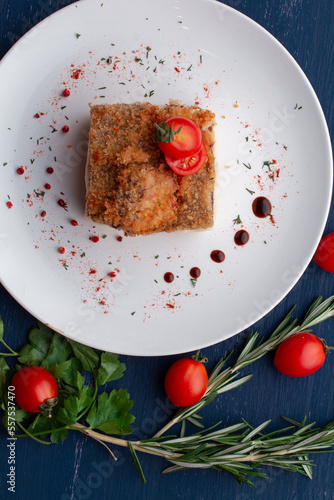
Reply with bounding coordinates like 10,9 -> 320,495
48,358 -> 83,386
57,391 -> 93,426
68,339 -> 100,374
86,389 -> 135,435
96,352 -> 126,386
41,332 -> 71,367
0,358 -> 10,401
18,322 -> 54,366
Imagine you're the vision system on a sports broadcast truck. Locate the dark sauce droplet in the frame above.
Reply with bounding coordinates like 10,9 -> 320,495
252,196 -> 271,218
164,272 -> 174,283
234,230 -> 249,246
210,250 -> 225,263
190,267 -> 201,278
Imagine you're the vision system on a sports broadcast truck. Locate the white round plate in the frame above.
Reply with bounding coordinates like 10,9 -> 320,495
0,0 -> 332,356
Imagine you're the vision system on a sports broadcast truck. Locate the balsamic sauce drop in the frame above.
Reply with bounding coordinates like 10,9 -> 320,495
210,250 -> 225,263
252,196 -> 271,218
164,272 -> 174,283
234,230 -> 249,246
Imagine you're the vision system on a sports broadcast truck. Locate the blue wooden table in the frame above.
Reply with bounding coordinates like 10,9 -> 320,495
0,1 -> 333,499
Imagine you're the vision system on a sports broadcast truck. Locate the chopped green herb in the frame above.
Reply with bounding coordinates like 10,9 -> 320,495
246,188 -> 255,195
98,87 -> 106,90
63,263 -> 69,270
30,159 -> 35,164
233,215 -> 242,225
243,162 -> 252,169
190,278 -> 197,288
50,126 -> 58,133
75,33 -> 81,38
3,162 -> 7,166
155,255 -> 159,259
61,106 -> 67,110
262,160 -> 273,171
65,116 -> 69,120
131,312 -> 136,316
154,279 -> 158,283
187,64 -> 192,71
200,54 -> 203,63
34,190 -> 45,198
245,137 -> 249,142
102,235 -> 107,239
174,293 -> 181,297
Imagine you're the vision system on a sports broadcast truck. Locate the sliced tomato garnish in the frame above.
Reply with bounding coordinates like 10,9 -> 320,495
164,142 -> 207,176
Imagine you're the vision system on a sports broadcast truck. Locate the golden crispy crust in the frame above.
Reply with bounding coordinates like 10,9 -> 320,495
85,102 -> 216,236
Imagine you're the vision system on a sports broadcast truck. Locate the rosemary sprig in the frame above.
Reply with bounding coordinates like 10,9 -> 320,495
154,296 -> 334,437
74,415 -> 334,485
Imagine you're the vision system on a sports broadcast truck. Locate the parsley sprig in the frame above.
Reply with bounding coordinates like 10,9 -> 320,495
0,321 -> 135,445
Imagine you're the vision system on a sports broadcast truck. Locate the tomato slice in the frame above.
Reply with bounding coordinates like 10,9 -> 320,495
155,117 -> 202,159
165,142 -> 207,176
313,232 -> 334,272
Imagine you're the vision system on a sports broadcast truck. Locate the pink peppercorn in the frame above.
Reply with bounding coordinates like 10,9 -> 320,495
109,272 -> 116,278
17,167 -> 24,175
117,236 -> 123,242
63,89 -> 70,97
71,219 -> 78,226
59,247 -> 65,254
41,211 -> 46,217
62,125 -> 69,133
6,201 -> 13,209
58,199 -> 66,207
90,236 -> 99,243
46,167 -> 54,174
44,183 -> 51,190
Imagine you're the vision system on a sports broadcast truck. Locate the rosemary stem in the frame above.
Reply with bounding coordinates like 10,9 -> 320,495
72,423 -> 178,459
153,420 -> 178,438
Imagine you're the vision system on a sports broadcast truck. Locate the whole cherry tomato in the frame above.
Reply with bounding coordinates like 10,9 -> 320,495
154,117 -> 202,159
274,333 -> 328,377
313,232 -> 334,272
164,357 -> 208,407
12,366 -> 58,416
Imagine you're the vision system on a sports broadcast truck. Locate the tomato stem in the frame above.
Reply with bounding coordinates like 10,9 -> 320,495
191,350 -> 208,363
320,338 -> 334,354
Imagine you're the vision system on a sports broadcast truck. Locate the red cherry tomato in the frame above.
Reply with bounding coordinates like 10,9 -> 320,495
313,232 -> 334,272
274,333 -> 327,377
164,358 -> 208,407
12,366 -> 58,414
155,117 -> 202,159
165,142 -> 207,176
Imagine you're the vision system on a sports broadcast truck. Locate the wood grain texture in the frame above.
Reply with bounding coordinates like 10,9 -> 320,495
0,1 -> 333,499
